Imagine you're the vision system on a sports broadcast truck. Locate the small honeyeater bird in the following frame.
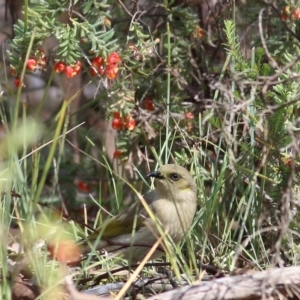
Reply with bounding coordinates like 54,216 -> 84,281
79,164 -> 197,263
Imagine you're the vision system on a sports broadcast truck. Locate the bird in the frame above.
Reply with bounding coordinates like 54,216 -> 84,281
79,164 -> 197,263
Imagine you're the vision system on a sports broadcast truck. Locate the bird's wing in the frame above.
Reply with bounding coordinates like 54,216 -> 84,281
86,205 -> 146,241
84,190 -> 158,241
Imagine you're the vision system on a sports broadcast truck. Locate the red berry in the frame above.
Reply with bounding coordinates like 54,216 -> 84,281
54,61 -> 66,73
106,66 -> 118,79
14,77 -> 22,88
64,65 -> 78,78
90,56 -> 105,76
77,181 -> 91,193
107,52 -> 121,67
106,52 -> 121,79
126,117 -> 136,131
142,97 -> 155,111
26,58 -> 37,71
73,61 -> 81,75
92,56 -> 104,66
113,150 -> 122,159
112,118 -> 124,130
293,8 -> 300,20
185,112 -> 194,119
64,66 -> 73,78
90,65 -> 105,77
113,112 -> 121,119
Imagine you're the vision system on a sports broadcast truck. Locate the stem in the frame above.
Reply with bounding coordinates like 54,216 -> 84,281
33,100 -> 69,206
165,22 -> 171,164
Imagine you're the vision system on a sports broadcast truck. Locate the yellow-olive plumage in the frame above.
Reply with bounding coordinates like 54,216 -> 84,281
79,164 -> 197,263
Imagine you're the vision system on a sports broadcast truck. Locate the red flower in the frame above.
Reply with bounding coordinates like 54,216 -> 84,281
142,97 -> 155,111
54,61 -> 66,73
14,77 -> 22,88
112,113 -> 136,131
92,56 -> 103,66
106,66 -> 118,79
65,65 -> 80,78
107,52 -> 121,67
77,181 -> 91,193
125,117 -> 136,131
105,52 -> 121,79
293,8 -> 300,20
73,61 -> 81,75
90,56 -> 105,76
113,150 -> 122,159
185,112 -> 194,119
64,66 -> 74,78
26,58 -> 37,71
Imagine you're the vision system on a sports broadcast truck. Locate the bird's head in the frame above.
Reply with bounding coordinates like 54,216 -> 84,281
147,164 -> 197,203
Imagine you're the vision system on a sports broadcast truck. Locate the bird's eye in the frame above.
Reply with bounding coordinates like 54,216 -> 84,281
170,173 -> 180,181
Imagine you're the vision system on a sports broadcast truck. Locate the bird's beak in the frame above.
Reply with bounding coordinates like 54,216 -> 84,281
147,170 -> 164,179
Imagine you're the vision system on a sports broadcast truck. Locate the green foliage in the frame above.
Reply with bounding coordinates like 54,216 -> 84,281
8,0 -> 116,71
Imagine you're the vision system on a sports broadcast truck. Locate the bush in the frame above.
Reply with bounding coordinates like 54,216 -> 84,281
2,0 -> 300,298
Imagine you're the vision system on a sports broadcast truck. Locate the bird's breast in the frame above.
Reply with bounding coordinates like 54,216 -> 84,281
150,198 -> 196,243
